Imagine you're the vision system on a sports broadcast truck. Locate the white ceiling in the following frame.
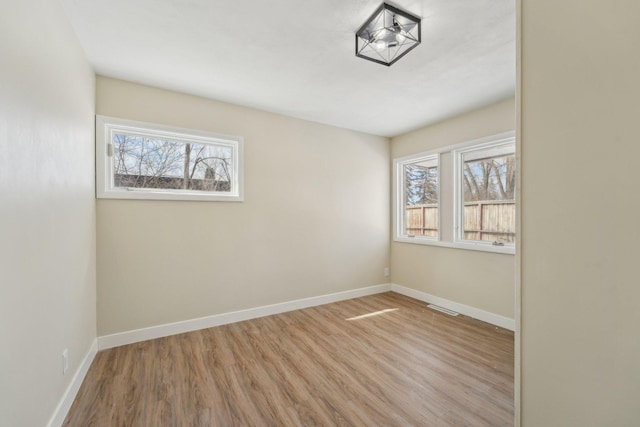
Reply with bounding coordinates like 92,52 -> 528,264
62,0 -> 515,137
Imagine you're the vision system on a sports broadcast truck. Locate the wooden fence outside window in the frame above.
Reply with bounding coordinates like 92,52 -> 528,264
406,200 -> 515,242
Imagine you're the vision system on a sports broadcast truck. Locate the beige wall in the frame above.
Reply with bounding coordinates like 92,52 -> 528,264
520,1 -> 640,425
0,1 -> 96,426
95,77 -> 390,336
391,98 -> 516,319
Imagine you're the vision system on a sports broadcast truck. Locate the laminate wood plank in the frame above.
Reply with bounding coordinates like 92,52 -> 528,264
63,292 -> 514,426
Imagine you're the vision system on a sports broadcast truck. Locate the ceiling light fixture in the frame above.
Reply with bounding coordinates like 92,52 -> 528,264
355,2 -> 421,66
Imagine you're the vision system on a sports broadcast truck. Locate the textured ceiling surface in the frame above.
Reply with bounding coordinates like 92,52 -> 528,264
62,0 -> 515,137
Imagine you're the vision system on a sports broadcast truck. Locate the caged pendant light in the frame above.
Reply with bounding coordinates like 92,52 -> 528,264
355,2 -> 421,66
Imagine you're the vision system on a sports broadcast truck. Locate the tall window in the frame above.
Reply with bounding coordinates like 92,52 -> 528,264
454,137 -> 516,248
96,116 -> 243,202
394,132 -> 516,254
395,154 -> 439,240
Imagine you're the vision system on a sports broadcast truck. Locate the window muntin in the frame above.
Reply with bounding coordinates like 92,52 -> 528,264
96,116 -> 243,201
396,154 -> 439,240
455,139 -> 516,247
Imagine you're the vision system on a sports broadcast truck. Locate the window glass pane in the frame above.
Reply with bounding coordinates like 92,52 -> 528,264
404,158 -> 438,238
113,133 -> 233,192
462,149 -> 515,243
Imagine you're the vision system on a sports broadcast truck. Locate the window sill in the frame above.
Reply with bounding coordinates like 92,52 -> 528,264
394,236 -> 515,255
97,188 -> 243,202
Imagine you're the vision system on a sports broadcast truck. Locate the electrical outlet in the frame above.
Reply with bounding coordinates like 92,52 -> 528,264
62,349 -> 69,375
384,267 -> 389,277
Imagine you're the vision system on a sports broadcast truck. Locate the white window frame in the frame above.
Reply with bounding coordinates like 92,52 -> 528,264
393,151 -> 440,243
96,115 -> 244,202
393,131 -> 515,255
453,134 -> 516,254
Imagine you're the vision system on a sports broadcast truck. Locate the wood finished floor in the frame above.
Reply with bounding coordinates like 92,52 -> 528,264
63,292 -> 514,426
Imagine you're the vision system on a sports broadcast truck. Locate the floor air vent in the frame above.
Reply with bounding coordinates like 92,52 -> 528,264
427,304 -> 459,316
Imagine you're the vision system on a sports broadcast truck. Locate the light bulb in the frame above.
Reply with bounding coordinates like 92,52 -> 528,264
375,40 -> 387,50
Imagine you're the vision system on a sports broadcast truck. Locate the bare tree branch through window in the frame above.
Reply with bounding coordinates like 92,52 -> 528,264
113,133 -> 233,192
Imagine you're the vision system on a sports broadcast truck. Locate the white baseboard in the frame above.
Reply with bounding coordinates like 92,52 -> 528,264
46,338 -> 98,427
391,283 -> 515,331
98,284 -> 392,350
97,282 -> 514,350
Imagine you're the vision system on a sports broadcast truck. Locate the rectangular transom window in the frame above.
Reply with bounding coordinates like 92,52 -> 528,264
395,153 -> 439,240
454,136 -> 515,249
96,116 -> 243,201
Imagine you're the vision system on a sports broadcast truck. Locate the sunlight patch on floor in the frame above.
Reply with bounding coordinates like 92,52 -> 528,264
346,308 -> 398,321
